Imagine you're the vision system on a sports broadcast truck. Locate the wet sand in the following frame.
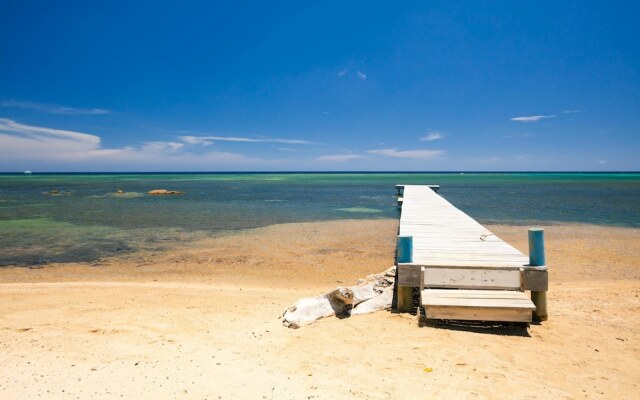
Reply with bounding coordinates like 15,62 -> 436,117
1,220 -> 639,399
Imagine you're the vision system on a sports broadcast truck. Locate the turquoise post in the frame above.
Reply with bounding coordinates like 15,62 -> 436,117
397,235 -> 413,263
528,228 -> 545,266
528,227 -> 548,321
396,235 -> 413,312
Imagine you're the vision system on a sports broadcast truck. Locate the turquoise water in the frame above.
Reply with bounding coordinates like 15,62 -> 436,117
1,172 -> 639,266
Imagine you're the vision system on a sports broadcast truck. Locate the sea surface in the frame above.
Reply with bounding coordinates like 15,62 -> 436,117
1,172 -> 639,266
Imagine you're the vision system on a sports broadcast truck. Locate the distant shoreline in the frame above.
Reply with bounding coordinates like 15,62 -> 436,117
1,170 -> 640,175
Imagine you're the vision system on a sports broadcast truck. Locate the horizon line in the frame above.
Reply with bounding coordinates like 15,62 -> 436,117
1,170 -> 639,175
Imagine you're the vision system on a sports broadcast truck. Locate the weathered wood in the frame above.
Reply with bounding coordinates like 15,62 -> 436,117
396,286 -> 414,313
395,185 -> 547,323
397,264 -> 421,286
425,305 -> 532,323
422,268 -> 522,290
282,266 -> 396,328
396,184 -> 439,194
531,290 -> 548,321
523,269 -> 549,291
422,289 -> 534,322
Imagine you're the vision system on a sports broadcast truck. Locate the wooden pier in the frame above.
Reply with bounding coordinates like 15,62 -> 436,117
395,185 -> 548,323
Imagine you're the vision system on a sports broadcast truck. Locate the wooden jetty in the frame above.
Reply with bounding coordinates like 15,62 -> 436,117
395,185 -> 548,323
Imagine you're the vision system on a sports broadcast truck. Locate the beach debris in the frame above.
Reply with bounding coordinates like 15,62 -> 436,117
282,266 -> 396,328
43,189 -> 72,196
148,189 -> 185,195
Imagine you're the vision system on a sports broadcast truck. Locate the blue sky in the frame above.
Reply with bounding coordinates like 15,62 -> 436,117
1,1 -> 638,171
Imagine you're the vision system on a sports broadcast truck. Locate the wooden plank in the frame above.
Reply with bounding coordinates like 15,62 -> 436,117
413,261 -> 528,268
424,298 -> 535,308
422,268 -> 522,290
395,184 -> 546,322
397,264 -> 421,286
524,269 -> 549,291
422,291 -> 529,298
424,305 -> 532,323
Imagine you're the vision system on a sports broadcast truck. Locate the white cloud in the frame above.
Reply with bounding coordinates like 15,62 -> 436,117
510,115 -> 555,122
315,154 -> 364,162
179,135 -> 311,145
1,100 -> 110,115
338,68 -> 348,77
0,118 -> 101,152
367,148 -> 443,159
597,160 -> 606,164
562,109 -> 583,114
0,118 -> 255,169
356,71 -> 367,80
420,132 -> 444,141
140,141 -> 184,153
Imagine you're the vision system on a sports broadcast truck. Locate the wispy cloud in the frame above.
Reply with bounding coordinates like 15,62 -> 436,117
316,154 -> 364,162
510,115 -> 555,122
180,135 -> 312,146
1,100 -> 111,115
562,109 -> 583,114
597,160 -> 606,165
367,148 -> 443,159
140,141 -> 184,153
420,131 -> 444,141
338,68 -> 348,77
356,71 -> 367,80
0,117 -> 101,151
0,118 -> 254,169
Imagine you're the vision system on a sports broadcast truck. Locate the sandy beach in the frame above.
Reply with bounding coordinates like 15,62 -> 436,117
1,219 -> 639,399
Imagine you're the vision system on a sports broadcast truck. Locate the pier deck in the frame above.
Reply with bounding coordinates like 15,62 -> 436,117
395,185 -> 547,323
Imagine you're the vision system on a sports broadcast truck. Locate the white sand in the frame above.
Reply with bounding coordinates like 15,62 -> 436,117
1,220 -> 639,399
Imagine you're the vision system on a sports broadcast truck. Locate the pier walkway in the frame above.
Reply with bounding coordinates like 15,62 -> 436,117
395,185 -> 548,323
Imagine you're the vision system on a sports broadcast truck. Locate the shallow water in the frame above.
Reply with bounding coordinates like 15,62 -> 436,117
1,172 -> 639,266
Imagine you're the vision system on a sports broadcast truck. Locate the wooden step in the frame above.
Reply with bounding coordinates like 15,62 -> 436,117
421,289 -> 536,323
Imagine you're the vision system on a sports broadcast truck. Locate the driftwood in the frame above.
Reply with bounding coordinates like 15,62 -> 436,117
148,189 -> 184,195
282,266 -> 396,328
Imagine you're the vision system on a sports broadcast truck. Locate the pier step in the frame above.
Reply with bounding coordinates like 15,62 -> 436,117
421,289 -> 536,323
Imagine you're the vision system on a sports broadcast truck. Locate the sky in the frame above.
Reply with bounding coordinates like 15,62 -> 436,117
0,0 -> 639,172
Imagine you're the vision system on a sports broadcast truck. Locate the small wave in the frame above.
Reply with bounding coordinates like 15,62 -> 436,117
109,192 -> 145,199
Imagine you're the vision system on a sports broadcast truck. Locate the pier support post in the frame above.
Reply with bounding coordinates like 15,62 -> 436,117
396,235 -> 414,313
528,228 -> 548,321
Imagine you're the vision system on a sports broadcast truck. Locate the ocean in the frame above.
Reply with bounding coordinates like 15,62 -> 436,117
1,172 -> 639,266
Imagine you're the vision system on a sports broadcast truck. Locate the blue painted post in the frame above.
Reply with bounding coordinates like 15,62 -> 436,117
528,228 -> 545,266
396,235 -> 414,312
528,227 -> 548,321
397,235 -> 413,263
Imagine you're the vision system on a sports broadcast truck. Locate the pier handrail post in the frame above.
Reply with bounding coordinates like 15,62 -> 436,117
397,235 -> 413,264
396,235 -> 414,313
528,227 -> 548,321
